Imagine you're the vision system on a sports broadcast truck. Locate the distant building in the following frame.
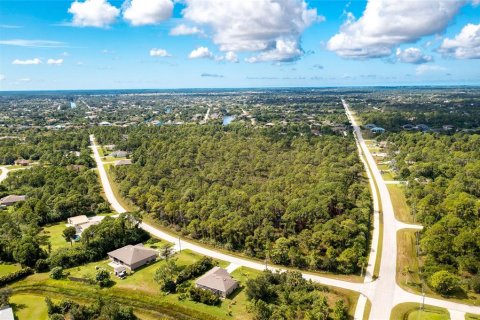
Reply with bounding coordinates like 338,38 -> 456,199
110,150 -> 128,158
195,267 -> 238,298
0,306 -> 14,320
114,159 -> 132,166
68,215 -> 89,226
108,244 -> 158,271
14,159 -> 30,166
0,195 -> 26,207
70,102 -> 77,109
415,124 -> 429,132
442,125 -> 455,131
365,124 -> 377,129
99,121 -> 112,126
67,215 -> 104,234
371,127 -> 385,134
401,124 -> 415,130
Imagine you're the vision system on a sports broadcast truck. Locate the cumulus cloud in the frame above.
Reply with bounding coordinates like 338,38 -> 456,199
416,64 -> 447,75
439,23 -> 480,59
149,48 -> 170,57
68,0 -> 119,27
182,0 -> 321,62
0,39 -> 66,47
12,58 -> 42,65
327,0 -> 464,59
200,73 -> 224,78
123,0 -> 173,26
188,47 -> 214,59
396,47 -> 432,64
169,24 -> 203,36
47,58 -> 64,65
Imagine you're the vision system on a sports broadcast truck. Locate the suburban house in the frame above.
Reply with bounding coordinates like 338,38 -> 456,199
14,159 -> 30,166
0,195 -> 26,207
0,306 -> 14,320
114,159 -> 132,167
195,267 -> 238,298
67,215 -> 104,234
107,244 -> 158,271
110,150 -> 128,158
365,123 -> 377,129
371,127 -> 386,134
415,124 -> 429,132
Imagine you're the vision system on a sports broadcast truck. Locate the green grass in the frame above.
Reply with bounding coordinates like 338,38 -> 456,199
397,230 -> 422,290
390,303 -> 449,320
363,299 -> 372,320
10,294 -> 50,320
466,313 -> 480,320
388,184 -> 414,223
0,263 -> 21,277
41,222 -> 77,252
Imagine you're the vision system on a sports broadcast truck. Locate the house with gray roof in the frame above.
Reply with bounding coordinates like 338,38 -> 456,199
114,159 -> 132,167
108,244 -> 158,271
0,195 -> 26,207
195,267 -> 238,298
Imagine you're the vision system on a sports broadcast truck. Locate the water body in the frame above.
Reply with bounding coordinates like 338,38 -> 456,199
223,115 -> 236,126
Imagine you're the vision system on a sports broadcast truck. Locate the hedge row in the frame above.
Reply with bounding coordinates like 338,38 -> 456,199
0,267 -> 34,287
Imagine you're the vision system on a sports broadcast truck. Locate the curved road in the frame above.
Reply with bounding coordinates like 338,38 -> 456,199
0,166 -> 8,183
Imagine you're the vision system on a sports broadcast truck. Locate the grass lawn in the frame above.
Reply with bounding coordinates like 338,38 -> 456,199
10,294 -> 50,320
397,230 -> 422,291
0,263 -> 21,277
41,222 -> 77,252
467,313 -> 480,320
382,171 -> 395,181
390,303 -> 449,320
388,184 -> 414,223
363,299 -> 372,320
103,156 -> 127,162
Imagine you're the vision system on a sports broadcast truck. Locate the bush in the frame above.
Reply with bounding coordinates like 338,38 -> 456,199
95,269 -> 112,287
50,267 -> 64,280
177,257 -> 214,284
429,270 -> 460,295
35,259 -> 50,272
470,275 -> 480,294
0,267 -> 34,286
188,287 -> 220,306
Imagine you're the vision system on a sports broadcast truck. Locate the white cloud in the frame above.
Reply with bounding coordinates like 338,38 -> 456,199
47,58 -> 64,65
327,0 -> 464,59
0,39 -> 66,47
0,74 -> 5,81
396,47 -> 432,64
182,0 -> 321,62
188,47 -> 214,59
439,23 -> 480,59
68,0 -> 120,27
246,38 -> 303,63
169,24 -> 203,36
123,0 -> 173,26
149,48 -> 170,57
225,51 -> 238,63
12,58 -> 42,65
416,64 -> 447,75
200,73 -> 223,78
19,78 -> 31,82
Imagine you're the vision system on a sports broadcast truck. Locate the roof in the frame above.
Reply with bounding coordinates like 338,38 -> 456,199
0,306 -> 14,320
114,159 -> 132,166
0,195 -> 26,204
68,215 -> 89,225
108,244 -> 157,265
195,267 -> 237,293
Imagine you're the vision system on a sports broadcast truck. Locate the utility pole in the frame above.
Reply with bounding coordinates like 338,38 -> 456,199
178,236 -> 181,252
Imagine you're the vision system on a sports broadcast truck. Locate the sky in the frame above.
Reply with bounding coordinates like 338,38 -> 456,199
0,0 -> 479,90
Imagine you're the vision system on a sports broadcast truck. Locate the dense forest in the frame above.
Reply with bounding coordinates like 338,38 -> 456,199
387,132 -> 480,294
0,130 -> 94,167
101,125 -> 372,274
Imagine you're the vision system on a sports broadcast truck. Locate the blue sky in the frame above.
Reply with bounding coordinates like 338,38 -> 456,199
0,0 -> 479,90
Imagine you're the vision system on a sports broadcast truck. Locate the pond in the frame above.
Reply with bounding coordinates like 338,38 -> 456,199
223,115 -> 236,126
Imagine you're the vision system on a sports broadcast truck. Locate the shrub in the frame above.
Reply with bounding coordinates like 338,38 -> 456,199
470,275 -> 480,294
35,259 -> 50,272
188,287 -> 220,306
0,267 -> 34,286
429,270 -> 460,295
50,267 -> 64,280
95,269 -> 112,287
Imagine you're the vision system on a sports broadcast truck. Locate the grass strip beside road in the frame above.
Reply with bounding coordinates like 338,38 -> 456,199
390,303 -> 449,320
388,184 -> 414,223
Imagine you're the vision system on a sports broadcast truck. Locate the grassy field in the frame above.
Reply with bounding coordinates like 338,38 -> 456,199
10,294 -> 50,320
397,230 -> 422,291
41,222 -> 77,252
467,313 -> 480,320
0,263 -> 21,277
390,303 -> 450,320
388,184 -> 414,223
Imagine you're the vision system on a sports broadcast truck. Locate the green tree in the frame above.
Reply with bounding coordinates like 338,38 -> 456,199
429,270 -> 460,295
154,259 -> 178,293
332,300 -> 348,320
63,226 -> 77,246
96,269 -> 111,287
0,287 -> 12,307
50,266 -> 64,280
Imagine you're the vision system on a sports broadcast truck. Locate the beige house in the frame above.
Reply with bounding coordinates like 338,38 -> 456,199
195,267 -> 238,298
108,244 -> 158,271
0,195 -> 26,207
67,215 -> 89,226
114,159 -> 132,167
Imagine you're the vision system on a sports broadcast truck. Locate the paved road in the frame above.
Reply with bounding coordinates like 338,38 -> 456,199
343,100 -> 480,319
90,134 -> 366,295
0,166 -> 8,183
